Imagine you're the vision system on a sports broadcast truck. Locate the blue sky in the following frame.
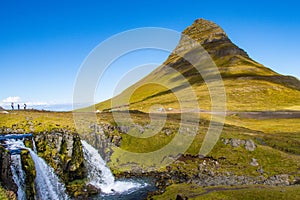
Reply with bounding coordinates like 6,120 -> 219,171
0,0 -> 299,110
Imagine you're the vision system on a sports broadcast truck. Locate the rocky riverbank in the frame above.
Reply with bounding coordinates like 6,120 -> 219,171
117,159 -> 299,198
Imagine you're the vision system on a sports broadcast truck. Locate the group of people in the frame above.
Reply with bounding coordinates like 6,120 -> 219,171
11,102 -> 27,110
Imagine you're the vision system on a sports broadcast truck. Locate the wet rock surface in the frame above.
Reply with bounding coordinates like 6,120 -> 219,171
33,130 -> 86,184
0,146 -> 17,194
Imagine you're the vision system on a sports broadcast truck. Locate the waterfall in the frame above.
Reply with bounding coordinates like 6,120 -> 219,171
10,154 -> 26,200
26,148 -> 69,200
31,137 -> 37,153
3,135 -> 69,200
81,140 -> 115,186
81,140 -> 145,194
5,139 -> 26,200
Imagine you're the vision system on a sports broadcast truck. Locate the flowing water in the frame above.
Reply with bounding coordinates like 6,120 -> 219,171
3,135 -> 69,200
10,154 -> 27,200
81,140 -> 156,199
97,178 -> 157,200
82,140 -> 146,194
5,139 -> 27,200
31,137 -> 37,153
2,135 -> 156,200
26,148 -> 69,200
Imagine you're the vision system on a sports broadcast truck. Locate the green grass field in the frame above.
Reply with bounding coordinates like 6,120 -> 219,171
150,184 -> 300,200
1,110 -> 300,199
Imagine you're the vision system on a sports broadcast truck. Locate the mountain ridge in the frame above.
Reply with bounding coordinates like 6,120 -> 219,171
162,19 -> 299,89
94,18 -> 300,112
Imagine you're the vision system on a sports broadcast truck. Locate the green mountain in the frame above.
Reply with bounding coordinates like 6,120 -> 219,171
96,19 -> 300,112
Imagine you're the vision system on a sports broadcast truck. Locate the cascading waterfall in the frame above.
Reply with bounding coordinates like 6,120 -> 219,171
10,154 -> 26,200
5,139 -> 26,200
26,148 -> 69,200
31,137 -> 37,153
3,135 -> 69,200
81,140 -> 145,194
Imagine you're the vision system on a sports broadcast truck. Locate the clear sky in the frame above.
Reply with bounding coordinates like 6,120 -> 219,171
0,0 -> 299,110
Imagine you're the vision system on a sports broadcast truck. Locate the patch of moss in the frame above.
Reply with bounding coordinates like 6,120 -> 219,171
21,150 -> 36,200
68,135 -> 86,182
0,186 -> 9,200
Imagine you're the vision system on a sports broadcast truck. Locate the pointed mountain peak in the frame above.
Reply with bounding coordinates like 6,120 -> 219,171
172,18 -> 250,62
183,18 -> 228,44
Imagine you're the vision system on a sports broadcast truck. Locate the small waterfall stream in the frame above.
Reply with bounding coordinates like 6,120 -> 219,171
10,154 -> 26,200
3,135 -> 69,200
5,139 -> 27,200
31,137 -> 37,153
81,140 -> 145,194
26,148 -> 69,200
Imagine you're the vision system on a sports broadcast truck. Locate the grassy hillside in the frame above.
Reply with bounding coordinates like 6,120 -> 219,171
1,110 -> 300,198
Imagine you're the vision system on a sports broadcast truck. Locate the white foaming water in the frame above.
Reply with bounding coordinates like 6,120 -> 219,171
5,138 -> 25,153
10,154 -> 26,200
5,139 -> 26,200
31,137 -> 37,153
26,148 -> 69,200
81,140 -> 144,194
5,138 -> 69,200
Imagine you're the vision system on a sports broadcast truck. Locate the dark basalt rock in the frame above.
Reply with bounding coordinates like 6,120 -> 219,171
30,131 -> 89,197
81,123 -> 123,162
0,146 -> 17,194
176,193 -> 188,200
33,131 -> 86,183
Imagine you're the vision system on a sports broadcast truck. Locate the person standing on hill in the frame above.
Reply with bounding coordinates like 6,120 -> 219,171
24,103 -> 27,110
11,102 -> 14,110
17,104 -> 20,110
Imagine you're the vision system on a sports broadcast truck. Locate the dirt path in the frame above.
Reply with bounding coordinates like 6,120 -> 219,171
151,109 -> 300,119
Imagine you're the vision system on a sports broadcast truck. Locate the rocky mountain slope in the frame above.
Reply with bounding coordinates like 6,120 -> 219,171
95,19 -> 300,112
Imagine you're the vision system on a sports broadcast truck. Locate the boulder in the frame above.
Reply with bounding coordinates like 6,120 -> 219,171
223,138 -> 257,151
176,193 -> 188,200
230,138 -> 242,147
118,125 -> 130,134
244,139 -> 256,151
250,158 -> 259,166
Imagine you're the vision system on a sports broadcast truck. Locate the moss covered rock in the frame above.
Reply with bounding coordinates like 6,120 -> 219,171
34,131 -> 85,182
33,130 -> 88,196
66,180 -> 100,199
20,150 -> 36,200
